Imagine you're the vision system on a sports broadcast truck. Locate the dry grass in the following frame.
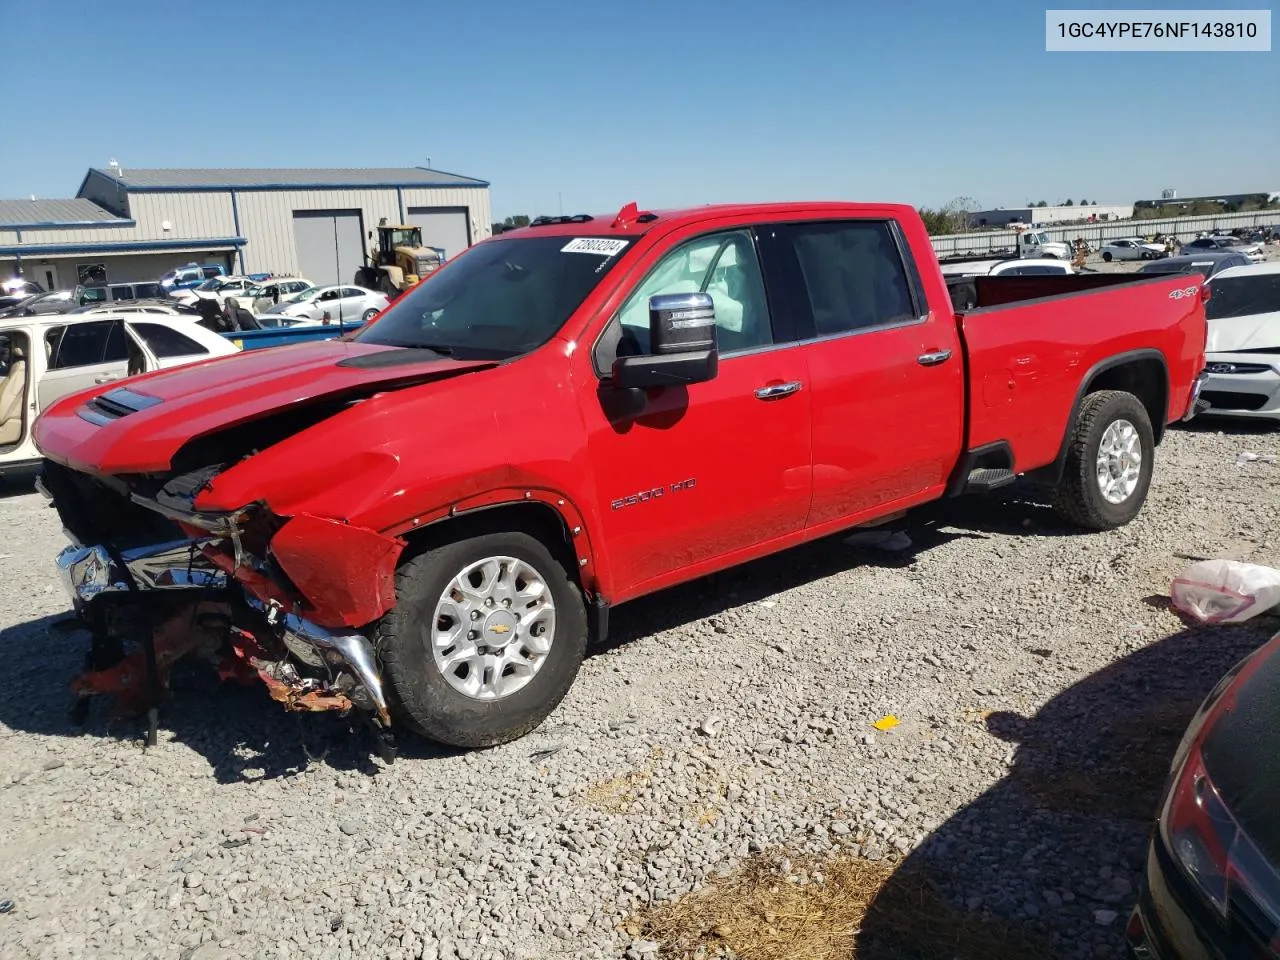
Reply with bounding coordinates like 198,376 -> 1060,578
629,851 -> 1049,960
584,771 -> 653,813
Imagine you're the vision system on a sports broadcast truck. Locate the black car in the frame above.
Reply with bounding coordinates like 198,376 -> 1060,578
1137,252 -> 1253,279
1127,630 -> 1280,959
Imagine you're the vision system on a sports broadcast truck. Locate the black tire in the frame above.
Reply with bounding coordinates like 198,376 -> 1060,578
378,273 -> 398,297
354,266 -> 378,289
362,308 -> 378,323
373,531 -> 587,748
1102,251 -> 1113,262
1052,390 -> 1154,531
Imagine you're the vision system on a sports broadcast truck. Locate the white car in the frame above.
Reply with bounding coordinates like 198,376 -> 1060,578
245,277 -> 314,314
65,299 -> 203,318
266,284 -> 389,325
1200,262 -> 1280,421
1100,238 -> 1165,262
170,275 -> 260,308
0,313 -> 238,475
940,258 -> 1075,278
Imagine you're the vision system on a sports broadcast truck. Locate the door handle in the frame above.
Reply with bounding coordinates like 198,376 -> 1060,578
754,380 -> 802,400
94,374 -> 122,384
917,349 -> 952,367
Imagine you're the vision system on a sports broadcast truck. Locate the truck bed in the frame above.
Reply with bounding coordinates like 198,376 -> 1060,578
946,271 -> 1168,311
953,272 -> 1207,474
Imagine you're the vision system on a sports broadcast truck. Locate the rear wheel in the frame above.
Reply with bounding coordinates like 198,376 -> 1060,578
1052,390 -> 1154,530
362,309 -> 379,322
378,273 -> 398,297
374,532 -> 587,748
1102,251 -> 1113,262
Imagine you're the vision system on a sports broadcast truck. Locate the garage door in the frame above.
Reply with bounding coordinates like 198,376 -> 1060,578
292,210 -> 365,286
406,207 -> 471,261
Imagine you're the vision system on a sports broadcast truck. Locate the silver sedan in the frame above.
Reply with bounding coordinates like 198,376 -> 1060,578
266,284 -> 390,326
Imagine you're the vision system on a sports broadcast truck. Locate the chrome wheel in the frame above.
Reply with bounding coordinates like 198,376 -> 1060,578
430,556 -> 556,701
1096,419 -> 1142,504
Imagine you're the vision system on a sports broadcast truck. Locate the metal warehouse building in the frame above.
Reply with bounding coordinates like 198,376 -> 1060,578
1,165 -> 492,291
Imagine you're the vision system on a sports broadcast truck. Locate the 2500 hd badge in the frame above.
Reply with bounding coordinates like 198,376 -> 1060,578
611,477 -> 697,511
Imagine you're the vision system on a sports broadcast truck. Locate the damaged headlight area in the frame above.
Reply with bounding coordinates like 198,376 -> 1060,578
43,460 -> 400,746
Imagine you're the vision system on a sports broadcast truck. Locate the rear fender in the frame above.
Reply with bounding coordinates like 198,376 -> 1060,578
1026,348 -> 1169,485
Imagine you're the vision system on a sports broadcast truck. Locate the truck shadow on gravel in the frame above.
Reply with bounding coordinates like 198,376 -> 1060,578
0,613 -> 463,782
852,615 -> 1279,960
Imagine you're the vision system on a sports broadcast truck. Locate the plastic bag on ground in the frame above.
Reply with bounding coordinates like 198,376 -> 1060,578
1171,559 -> 1280,624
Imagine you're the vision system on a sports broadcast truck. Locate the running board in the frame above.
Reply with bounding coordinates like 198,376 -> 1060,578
965,467 -> 1016,492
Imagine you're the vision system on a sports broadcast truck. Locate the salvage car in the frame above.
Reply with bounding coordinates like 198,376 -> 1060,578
1,313 -> 237,476
1126,629 -> 1280,959
32,201 -> 1208,752
1198,262 -> 1280,421
1102,238 -> 1167,262
1139,253 -> 1254,280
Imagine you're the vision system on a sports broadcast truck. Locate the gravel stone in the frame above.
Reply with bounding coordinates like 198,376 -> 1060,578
1,424 -> 1277,959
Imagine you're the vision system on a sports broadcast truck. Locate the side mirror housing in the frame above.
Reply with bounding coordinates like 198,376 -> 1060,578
611,292 -> 719,389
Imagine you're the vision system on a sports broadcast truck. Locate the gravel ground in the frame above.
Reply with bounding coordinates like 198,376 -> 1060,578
1,421 -> 1278,960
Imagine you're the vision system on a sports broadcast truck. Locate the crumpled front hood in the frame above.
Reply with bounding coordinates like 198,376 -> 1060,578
1206,310 -> 1280,353
33,339 -> 496,475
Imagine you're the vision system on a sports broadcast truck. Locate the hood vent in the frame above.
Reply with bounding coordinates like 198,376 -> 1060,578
78,387 -> 163,426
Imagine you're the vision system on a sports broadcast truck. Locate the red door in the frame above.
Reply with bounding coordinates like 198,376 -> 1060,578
579,226 -> 812,600
757,218 -> 964,528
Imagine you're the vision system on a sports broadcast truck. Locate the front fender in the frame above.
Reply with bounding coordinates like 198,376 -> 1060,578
385,487 -> 610,600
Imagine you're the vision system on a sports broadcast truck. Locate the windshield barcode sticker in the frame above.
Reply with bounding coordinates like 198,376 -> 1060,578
561,238 -> 629,256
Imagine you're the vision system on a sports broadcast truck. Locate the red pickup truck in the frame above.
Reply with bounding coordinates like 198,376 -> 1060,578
34,201 -> 1208,753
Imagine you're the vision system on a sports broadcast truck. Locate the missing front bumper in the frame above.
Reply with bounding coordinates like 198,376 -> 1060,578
55,540 -> 389,727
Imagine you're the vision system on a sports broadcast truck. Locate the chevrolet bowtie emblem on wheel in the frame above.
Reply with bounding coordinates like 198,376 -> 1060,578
490,624 -> 511,634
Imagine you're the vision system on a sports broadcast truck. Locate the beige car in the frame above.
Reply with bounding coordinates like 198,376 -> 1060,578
0,313 -> 239,477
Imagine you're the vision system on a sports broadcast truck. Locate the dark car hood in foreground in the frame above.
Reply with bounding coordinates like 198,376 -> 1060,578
1203,632 -> 1280,864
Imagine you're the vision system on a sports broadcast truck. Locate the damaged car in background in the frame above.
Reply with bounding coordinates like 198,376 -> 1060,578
32,200 -> 1207,759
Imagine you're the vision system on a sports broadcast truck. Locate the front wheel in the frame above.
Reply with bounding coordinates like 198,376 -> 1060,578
1052,390 -> 1154,530
374,531 -> 587,748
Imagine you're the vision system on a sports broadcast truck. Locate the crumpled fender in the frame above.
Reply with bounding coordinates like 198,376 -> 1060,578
268,514 -> 405,628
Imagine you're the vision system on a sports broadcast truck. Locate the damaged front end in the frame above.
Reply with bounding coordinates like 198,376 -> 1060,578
42,459 -> 402,744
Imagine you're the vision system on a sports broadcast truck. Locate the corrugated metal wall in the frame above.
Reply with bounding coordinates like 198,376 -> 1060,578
402,187 -> 492,245
236,189 -> 400,276
4,184 -> 492,281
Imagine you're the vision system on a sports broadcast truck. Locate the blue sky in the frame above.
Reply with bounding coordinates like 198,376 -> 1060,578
3,0 -> 1276,218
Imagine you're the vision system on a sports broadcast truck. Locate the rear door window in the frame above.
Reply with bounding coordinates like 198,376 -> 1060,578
758,219 -> 920,338
131,322 -> 208,358
47,320 -> 119,368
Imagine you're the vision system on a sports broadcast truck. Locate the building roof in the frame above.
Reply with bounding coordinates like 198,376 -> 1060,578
0,197 -> 130,228
86,166 -> 489,191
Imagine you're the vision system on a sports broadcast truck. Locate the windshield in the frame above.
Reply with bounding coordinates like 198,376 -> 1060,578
1206,274 -> 1280,321
356,235 -> 634,359
1028,232 -> 1049,244
389,229 -> 421,248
